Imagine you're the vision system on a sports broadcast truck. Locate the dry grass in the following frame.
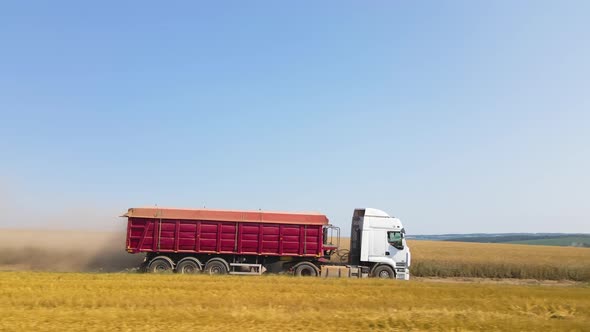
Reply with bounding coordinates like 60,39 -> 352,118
409,240 -> 590,281
333,238 -> 590,281
1,232 -> 588,331
0,272 -> 588,332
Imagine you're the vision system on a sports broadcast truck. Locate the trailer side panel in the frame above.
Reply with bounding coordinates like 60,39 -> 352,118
127,217 -> 323,257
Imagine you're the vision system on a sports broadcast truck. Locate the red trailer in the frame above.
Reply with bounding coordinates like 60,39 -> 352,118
124,207 -> 339,275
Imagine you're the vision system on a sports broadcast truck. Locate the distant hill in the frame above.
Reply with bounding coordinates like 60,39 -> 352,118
408,233 -> 590,248
505,236 -> 590,247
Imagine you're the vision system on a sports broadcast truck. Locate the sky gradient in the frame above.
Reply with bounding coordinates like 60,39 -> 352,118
1,1 -> 589,234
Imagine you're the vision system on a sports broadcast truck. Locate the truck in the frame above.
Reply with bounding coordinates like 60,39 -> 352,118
123,207 -> 411,279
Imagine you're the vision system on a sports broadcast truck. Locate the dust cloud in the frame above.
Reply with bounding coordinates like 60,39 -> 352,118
0,229 -> 144,272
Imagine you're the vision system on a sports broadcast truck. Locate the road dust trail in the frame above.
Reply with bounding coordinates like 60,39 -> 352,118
0,229 -> 144,272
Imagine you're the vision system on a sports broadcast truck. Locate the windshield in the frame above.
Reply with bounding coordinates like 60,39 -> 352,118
387,231 -> 404,249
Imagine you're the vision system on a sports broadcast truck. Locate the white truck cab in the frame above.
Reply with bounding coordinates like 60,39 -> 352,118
349,208 -> 411,280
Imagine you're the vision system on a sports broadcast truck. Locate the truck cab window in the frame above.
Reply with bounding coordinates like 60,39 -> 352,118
387,231 -> 404,250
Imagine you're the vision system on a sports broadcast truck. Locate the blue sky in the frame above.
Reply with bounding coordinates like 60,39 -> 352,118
1,1 -> 588,234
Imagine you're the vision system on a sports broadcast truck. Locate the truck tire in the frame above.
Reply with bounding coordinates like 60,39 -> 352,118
372,265 -> 395,279
293,262 -> 319,277
147,257 -> 173,273
204,258 -> 229,275
176,258 -> 202,274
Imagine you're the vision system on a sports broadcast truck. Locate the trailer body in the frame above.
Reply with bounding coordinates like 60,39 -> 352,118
125,207 -> 327,258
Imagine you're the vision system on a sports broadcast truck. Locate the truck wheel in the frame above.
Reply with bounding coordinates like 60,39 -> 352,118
293,262 -> 319,277
148,257 -> 173,273
176,258 -> 202,274
204,259 -> 228,275
373,265 -> 395,279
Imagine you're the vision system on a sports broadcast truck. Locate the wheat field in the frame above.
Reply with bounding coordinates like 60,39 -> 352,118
408,240 -> 590,281
332,239 -> 590,281
1,233 -> 589,331
0,272 -> 589,332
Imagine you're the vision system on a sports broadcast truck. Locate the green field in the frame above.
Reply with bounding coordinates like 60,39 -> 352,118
439,234 -> 590,247
0,272 -> 589,332
506,236 -> 590,247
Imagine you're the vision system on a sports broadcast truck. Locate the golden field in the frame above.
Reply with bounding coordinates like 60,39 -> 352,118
0,272 -> 589,332
408,240 -> 590,281
333,239 -> 590,281
1,232 -> 589,331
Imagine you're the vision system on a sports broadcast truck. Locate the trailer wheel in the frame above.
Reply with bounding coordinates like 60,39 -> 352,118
372,265 -> 395,279
293,262 -> 319,277
176,258 -> 202,274
147,257 -> 173,273
204,259 -> 229,275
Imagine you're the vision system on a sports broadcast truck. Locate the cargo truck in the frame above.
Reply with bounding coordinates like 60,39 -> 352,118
123,207 -> 411,279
